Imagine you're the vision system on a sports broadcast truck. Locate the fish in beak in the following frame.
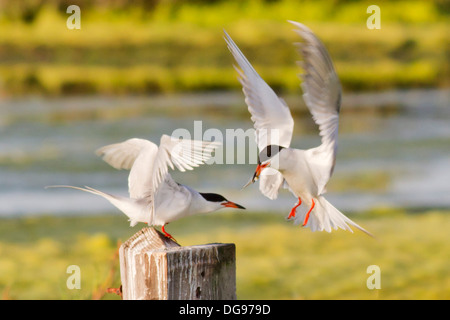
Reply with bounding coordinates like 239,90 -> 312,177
242,162 -> 270,189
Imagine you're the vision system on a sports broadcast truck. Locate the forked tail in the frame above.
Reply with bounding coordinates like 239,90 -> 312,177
45,185 -> 149,227
292,195 -> 373,237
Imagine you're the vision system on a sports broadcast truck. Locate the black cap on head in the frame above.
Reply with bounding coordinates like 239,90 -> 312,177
258,145 -> 284,164
199,193 -> 227,202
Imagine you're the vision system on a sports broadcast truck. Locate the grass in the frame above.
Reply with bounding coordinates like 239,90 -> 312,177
1,209 -> 449,299
0,0 -> 448,95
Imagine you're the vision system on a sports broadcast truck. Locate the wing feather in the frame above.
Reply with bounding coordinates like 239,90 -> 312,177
289,21 -> 342,195
224,30 -> 294,151
259,168 -> 285,200
224,30 -> 294,199
96,135 -> 220,202
152,134 -> 221,195
96,138 -> 155,170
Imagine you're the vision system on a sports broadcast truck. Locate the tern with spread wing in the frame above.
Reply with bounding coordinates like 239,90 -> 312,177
224,21 -> 372,236
48,135 -> 244,240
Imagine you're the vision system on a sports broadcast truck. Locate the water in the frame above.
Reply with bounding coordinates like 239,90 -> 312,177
0,89 -> 449,217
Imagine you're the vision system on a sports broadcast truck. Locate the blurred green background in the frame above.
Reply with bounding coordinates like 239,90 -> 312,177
0,0 -> 449,300
1,0 -> 448,95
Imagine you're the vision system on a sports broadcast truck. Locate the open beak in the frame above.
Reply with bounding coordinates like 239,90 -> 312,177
222,201 -> 246,209
241,162 -> 270,189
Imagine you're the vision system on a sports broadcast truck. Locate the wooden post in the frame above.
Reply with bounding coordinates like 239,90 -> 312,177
119,227 -> 236,300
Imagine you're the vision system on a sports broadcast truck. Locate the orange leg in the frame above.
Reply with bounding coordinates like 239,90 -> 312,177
288,197 -> 302,219
302,199 -> 315,226
162,225 -> 177,242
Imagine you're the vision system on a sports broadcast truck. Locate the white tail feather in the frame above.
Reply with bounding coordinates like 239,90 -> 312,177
45,185 -> 150,226
291,196 -> 373,237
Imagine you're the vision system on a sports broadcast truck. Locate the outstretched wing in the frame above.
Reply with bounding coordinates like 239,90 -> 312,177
224,30 -> 294,199
151,134 -> 220,196
97,138 -> 158,205
224,30 -> 294,151
96,135 -> 220,224
96,138 -> 155,170
289,21 -> 342,195
96,135 -> 220,200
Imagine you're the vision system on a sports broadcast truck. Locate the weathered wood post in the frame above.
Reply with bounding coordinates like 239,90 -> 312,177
119,227 -> 236,300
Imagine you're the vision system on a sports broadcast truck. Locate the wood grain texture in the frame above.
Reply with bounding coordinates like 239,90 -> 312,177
119,227 -> 236,300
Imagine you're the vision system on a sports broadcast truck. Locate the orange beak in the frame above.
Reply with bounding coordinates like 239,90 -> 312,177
255,162 -> 270,177
222,201 -> 246,209
242,162 -> 270,189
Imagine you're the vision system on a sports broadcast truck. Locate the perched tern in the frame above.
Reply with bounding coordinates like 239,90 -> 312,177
48,135 -> 244,240
225,21 -> 372,236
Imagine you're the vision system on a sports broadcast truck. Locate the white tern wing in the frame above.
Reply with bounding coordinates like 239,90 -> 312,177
97,135 -> 220,199
259,168 -> 285,200
96,138 -> 158,200
224,30 -> 294,151
96,138 -> 155,170
151,134 -> 221,195
289,21 -> 342,195
97,135 -> 219,224
224,30 -> 294,199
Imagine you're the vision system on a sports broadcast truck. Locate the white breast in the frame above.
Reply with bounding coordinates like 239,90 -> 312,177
152,176 -> 192,226
279,148 -> 319,201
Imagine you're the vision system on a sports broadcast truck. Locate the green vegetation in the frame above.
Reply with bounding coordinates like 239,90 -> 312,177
0,0 -> 448,95
1,209 -> 449,300
1,0 -> 449,301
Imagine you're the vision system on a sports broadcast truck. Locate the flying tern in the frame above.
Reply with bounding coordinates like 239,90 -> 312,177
48,135 -> 245,240
225,21 -> 372,236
